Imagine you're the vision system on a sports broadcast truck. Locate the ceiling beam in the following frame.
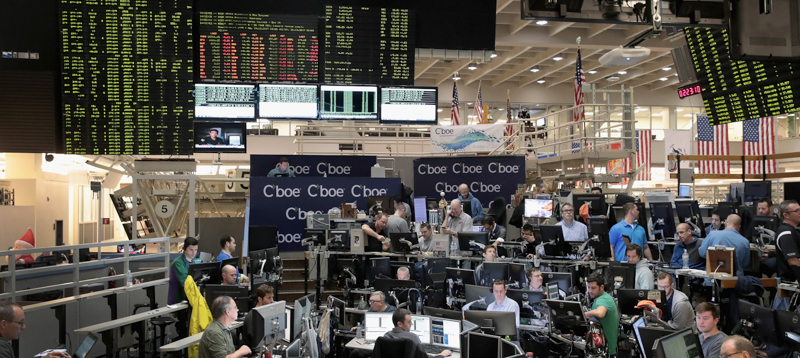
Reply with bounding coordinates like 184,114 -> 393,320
495,25 -> 677,52
463,46 -> 531,86
625,25 -> 651,40
491,48 -> 563,86
585,51 -> 669,84
629,74 -> 670,88
618,58 -> 676,86
586,23 -> 616,38
519,52 -> 580,87
496,0 -> 515,14
549,22 -> 574,36
509,17 -> 532,35
544,49 -> 604,87
414,59 -> 439,80
433,60 -> 471,86
649,76 -> 680,91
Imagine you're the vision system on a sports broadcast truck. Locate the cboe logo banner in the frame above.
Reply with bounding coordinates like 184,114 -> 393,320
250,154 -> 376,177
430,124 -> 504,153
414,156 -> 525,209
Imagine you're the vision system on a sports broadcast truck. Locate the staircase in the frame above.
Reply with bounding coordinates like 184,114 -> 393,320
279,255 -> 344,303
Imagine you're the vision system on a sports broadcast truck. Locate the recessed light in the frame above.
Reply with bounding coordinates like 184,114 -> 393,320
437,109 -> 443,112
618,71 -> 627,75
677,109 -> 684,112
467,62 -> 477,70
553,53 -> 563,61
662,67 -> 672,71
588,70 -> 597,74
490,51 -> 497,58
530,65 -> 540,72
536,20 -> 548,25
467,102 -> 473,105
659,77 -> 669,81
537,79 -> 546,84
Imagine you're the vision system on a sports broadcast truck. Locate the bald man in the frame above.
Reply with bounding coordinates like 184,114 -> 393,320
441,199 -> 474,257
719,335 -> 757,358
699,214 -> 750,276
670,223 -> 705,269
220,265 -> 239,285
458,184 -> 485,224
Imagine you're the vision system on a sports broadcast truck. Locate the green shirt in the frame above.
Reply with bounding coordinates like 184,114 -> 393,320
199,320 -> 235,358
0,336 -> 13,358
591,292 -> 619,355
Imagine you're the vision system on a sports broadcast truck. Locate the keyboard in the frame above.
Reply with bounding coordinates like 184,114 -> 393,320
421,344 -> 450,355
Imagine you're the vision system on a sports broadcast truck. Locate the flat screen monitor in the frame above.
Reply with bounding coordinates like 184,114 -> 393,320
616,289 -> 667,316
649,202 -> 677,239
461,201 -> 472,218
364,312 -> 394,342
369,257 -> 392,282
539,225 -> 571,257
678,185 -> 691,198
506,288 -> 545,319
424,306 -> 462,320
776,310 -> 800,352
303,229 -> 326,246
524,199 -> 554,218
194,84 -> 256,119
292,294 -> 315,339
751,215 -> 779,242
327,229 -> 350,251
248,226 -> 278,252
188,262 -> 221,285
467,332 -> 500,358
463,310 -> 517,339
717,201 -> 739,222
739,300 -> 780,346
635,326 -> 675,358
545,299 -> 586,333
744,180 -> 771,204
329,296 -> 347,329
431,317 -> 461,350
457,231 -> 490,252
336,258 -> 363,289
220,256 -> 239,271
367,195 -> 394,216
478,262 -> 509,287
245,301 -> 286,348
508,263 -> 527,288
465,283 -> 494,308
204,284 -> 249,312
73,333 -> 98,358
389,232 -> 417,253
413,197 -> 428,223
248,249 -> 269,277
319,85 -> 378,120
258,84 -> 318,119
541,272 -> 573,294
729,183 -> 745,203
379,86 -> 438,124
446,267 -> 476,286
194,122 -> 247,153
606,262 -> 637,289
573,194 -> 606,216
653,328 -> 703,358
410,315 -> 432,345
586,218 -> 612,258
117,244 -> 145,254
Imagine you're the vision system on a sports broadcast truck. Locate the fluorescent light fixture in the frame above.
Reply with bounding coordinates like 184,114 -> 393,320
677,108 -> 684,112
530,65 -> 540,72
537,79 -> 545,84
662,67 -> 672,71
588,70 -> 597,74
467,62 -> 477,70
683,114 -> 693,117
618,70 -> 627,75
437,109 -> 443,112
536,20 -> 548,25
553,53 -> 563,61
453,72 -> 460,80
490,51 -> 498,58
778,116 -> 788,118
659,77 -> 669,81
467,102 -> 473,105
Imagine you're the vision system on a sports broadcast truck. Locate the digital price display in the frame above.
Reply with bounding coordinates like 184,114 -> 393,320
258,84 -> 319,119
380,87 -> 438,124
195,84 -> 256,119
319,85 -> 378,120
677,84 -> 701,99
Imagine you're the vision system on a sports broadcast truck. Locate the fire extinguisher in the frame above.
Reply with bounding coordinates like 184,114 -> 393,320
108,267 -> 117,288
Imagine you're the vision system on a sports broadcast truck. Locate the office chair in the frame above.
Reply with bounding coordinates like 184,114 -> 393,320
373,337 -> 426,358
487,197 -> 507,225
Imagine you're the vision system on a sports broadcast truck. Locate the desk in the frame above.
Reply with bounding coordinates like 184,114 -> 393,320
779,283 -> 800,297
550,333 -> 586,351
345,338 -> 461,357
159,321 -> 243,358
76,302 -> 188,357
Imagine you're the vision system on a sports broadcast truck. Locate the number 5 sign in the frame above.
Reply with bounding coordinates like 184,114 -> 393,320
155,200 -> 175,219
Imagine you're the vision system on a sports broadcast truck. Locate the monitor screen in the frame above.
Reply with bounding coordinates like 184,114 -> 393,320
678,185 -> 691,198
194,122 -> 247,153
413,197 -> 428,223
744,180 -> 771,203
524,199 -> 553,218
319,85 -> 378,120
364,312 -> 394,342
258,84 -> 318,119
431,318 -> 461,350
467,332 -> 499,358
194,84 -> 256,119
410,315 -> 432,345
655,328 -> 702,358
379,86 -> 438,124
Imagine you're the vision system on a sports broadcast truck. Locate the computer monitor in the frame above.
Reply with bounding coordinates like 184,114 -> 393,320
364,312 -> 395,342
284,307 -> 292,342
389,233 -> 418,253
431,317 -> 461,350
541,272 -> 573,294
678,185 -> 691,198
506,288 -> 545,319
258,84 -> 318,119
336,258 -> 362,289
188,262 -> 221,285
410,315 -> 432,344
586,218 -> 613,259
204,284 -> 250,312
457,232 -> 490,252
248,226 -> 278,252
649,202 -> 677,239
674,200 -> 707,237
73,332 -> 99,358
616,289 -> 667,316
413,197 -> 428,223
220,256 -> 239,271
329,296 -> 347,329
369,257 -> 392,282
545,299 -> 586,333
463,310 -> 517,339
292,294 -> 314,339
478,262 -> 509,287
573,194 -> 606,216
446,268 -> 476,286
424,306 -> 462,320
776,310 -> 800,352
248,249 -> 268,277
465,284 -> 494,308
461,200 -> 472,218
303,229 -> 326,247
739,300 -> 781,346
744,180 -> 772,204
501,337 -> 524,357
635,326 -> 675,358
653,328 -> 703,358
284,337 -> 301,358
327,229 -> 350,251
467,332 -> 500,358
372,279 -> 418,298
540,225 -> 571,257
367,195 -> 393,216
524,199 -> 554,218
264,248 -> 278,272
245,301 -> 287,349
606,262 -> 637,290
193,122 -> 247,153
418,258 -> 449,286
717,201 -> 740,222
508,263 -> 527,288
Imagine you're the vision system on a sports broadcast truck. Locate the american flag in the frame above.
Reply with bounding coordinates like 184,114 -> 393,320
573,47 -> 585,122
697,114 -> 729,174
744,117 -> 777,174
505,90 -> 513,136
475,82 -> 484,124
622,130 -> 651,181
451,80 -> 461,125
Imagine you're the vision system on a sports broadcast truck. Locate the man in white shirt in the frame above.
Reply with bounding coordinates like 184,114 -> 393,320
555,204 -> 588,242
486,279 -> 520,328
417,223 -> 435,253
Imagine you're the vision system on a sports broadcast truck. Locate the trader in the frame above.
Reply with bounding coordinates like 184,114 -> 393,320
384,309 -> 452,357
591,187 -> 603,195
699,214 -> 749,276
775,200 -> 800,309
486,279 -> 520,328
481,215 -> 506,246
696,302 -> 727,358
609,203 -> 653,262
519,224 -> 540,259
626,244 -> 654,290
525,267 -> 565,299
705,212 -> 722,236
670,223 -> 705,269
267,157 -> 296,177
169,236 -> 198,338
458,184 -> 485,224
200,129 -> 225,145
417,223 -> 435,253
585,273 -> 619,357
386,203 -> 410,235
242,285 -> 275,347
0,303 -> 68,358
199,296 -> 252,358
220,265 -> 239,286
216,236 -> 248,284
442,199 -> 473,258
396,266 -> 411,281
656,273 -> 694,330
750,198 -> 778,277
362,213 -> 389,252
556,203 -> 588,242
474,246 -> 497,286
350,291 -> 397,331
719,336 -> 757,358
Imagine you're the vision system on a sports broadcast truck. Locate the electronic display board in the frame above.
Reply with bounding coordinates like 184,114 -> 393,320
198,12 -> 319,82
60,0 -> 195,155
319,85 -> 378,120
685,27 -> 798,125
195,84 -> 256,119
258,84 -> 318,119
379,86 -> 437,124
323,5 -> 415,86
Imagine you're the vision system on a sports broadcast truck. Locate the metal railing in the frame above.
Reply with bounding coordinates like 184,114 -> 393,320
0,237 -> 170,302
295,123 -> 438,156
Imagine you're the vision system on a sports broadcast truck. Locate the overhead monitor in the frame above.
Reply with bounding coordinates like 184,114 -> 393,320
379,86 -> 438,124
744,180 -> 772,204
258,84 -> 319,119
194,84 -> 256,119
524,199 -> 553,218
413,197 -> 428,223
678,185 -> 691,198
319,85 -> 378,120
193,122 -> 247,153
431,318 -> 461,350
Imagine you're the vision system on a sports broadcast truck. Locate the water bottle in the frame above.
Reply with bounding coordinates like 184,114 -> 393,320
682,251 -> 689,269
126,270 -> 133,287
356,322 -> 363,339
416,296 -> 423,314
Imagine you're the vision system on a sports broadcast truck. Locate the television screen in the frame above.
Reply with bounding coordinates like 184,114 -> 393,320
379,86 -> 437,124
319,85 -> 378,120
524,199 -> 553,218
194,84 -> 256,119
678,185 -> 691,198
194,122 -> 247,153
258,84 -> 318,119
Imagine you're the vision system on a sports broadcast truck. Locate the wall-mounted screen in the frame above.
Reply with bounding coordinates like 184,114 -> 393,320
258,84 -> 318,119
194,121 -> 247,153
195,84 -> 256,119
380,86 -> 437,124
319,85 -> 378,120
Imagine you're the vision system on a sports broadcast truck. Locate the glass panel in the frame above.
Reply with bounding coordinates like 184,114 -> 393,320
777,115 -> 790,139
634,106 -> 651,130
728,121 -> 743,141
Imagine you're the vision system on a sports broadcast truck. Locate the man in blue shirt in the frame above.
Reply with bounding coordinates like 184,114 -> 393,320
699,214 -> 750,276
267,157 -> 296,177
609,202 -> 653,262
216,236 -> 248,283
556,204 -> 588,242
671,223 -> 706,269
705,212 -> 721,236
458,184 -> 485,224
486,279 -> 520,327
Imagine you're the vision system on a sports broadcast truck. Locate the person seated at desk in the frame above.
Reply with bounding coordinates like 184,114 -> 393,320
696,302 -> 727,358
671,223 -> 706,269
362,213 -> 390,253
556,204 -> 588,243
216,236 -> 249,284
384,309 -> 452,357
199,296 -> 252,358
518,224 -> 540,259
396,267 -> 411,281
626,244 -> 654,290
698,214 -> 750,276
418,223 -> 435,253
0,303 -> 68,358
705,211 -> 722,236
458,183 -> 485,225
242,285 -> 275,347
386,203 -> 410,235
474,246 -> 497,286
720,335 -> 757,358
441,199 -> 474,253
609,203 -> 653,262
487,279 -> 520,328
481,215 -> 506,247
267,156 -> 295,178
584,274 -> 619,357
350,291 -> 397,331
655,273 -> 694,330
524,267 -> 565,299
750,198 -> 779,277
220,265 -> 241,285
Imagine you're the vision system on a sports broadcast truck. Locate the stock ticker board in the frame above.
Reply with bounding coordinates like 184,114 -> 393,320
323,5 -> 415,86
198,12 -> 320,82
685,27 -> 798,126
60,0 -> 195,155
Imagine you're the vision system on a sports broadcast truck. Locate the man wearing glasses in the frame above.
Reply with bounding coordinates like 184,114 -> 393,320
719,335 -> 757,358
555,204 -> 588,243
0,303 -> 67,358
199,296 -> 252,358
350,291 -> 396,331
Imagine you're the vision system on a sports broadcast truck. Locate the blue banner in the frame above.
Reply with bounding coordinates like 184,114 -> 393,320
249,177 -> 402,251
250,155 -> 377,177
413,156 -> 525,209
